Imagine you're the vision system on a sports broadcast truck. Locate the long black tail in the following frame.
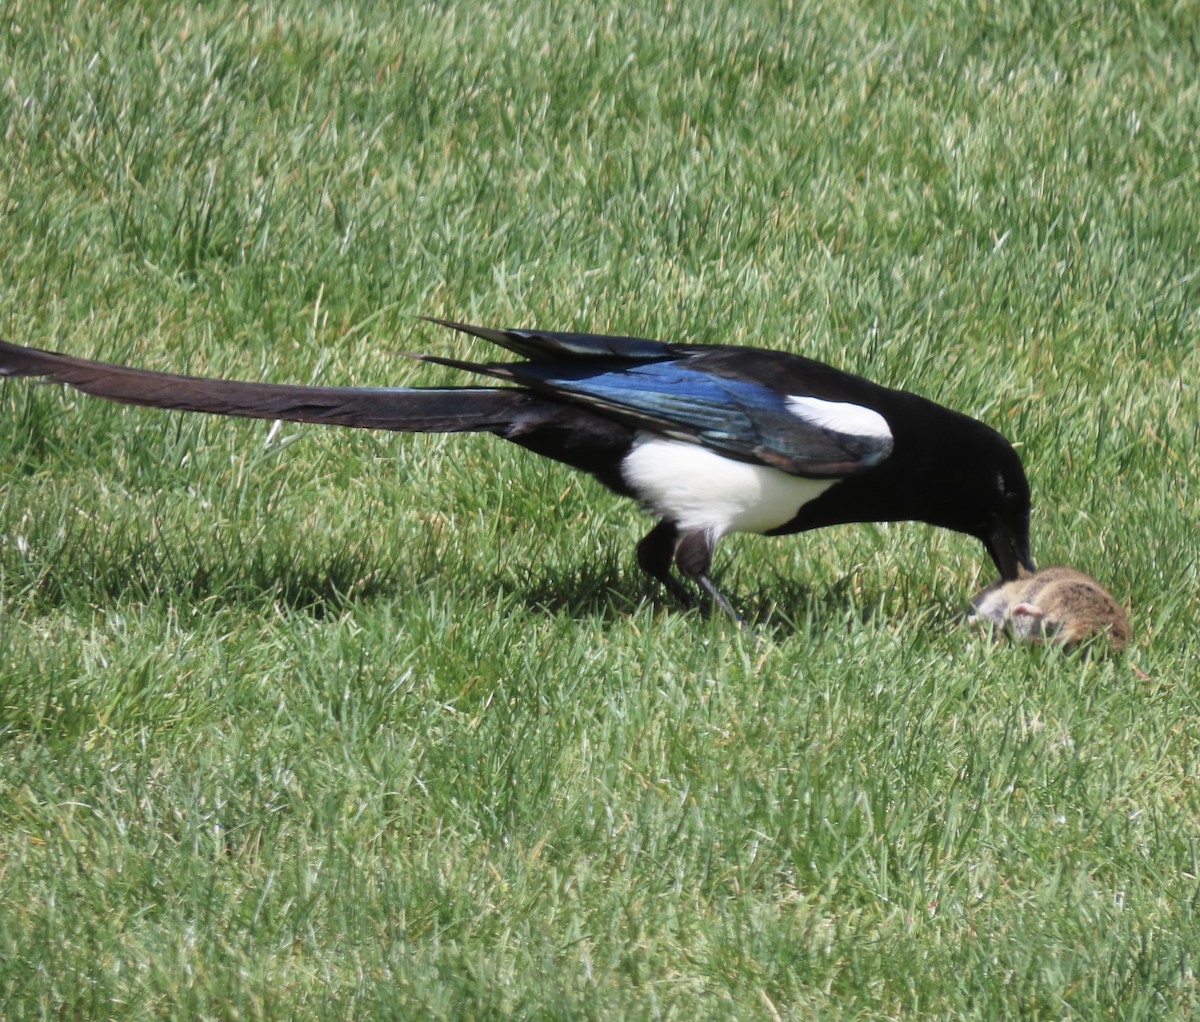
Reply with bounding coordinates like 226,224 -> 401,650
0,338 -> 528,434
0,337 -> 642,493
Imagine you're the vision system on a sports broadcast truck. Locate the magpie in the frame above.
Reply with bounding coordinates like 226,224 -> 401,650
0,319 -> 1034,620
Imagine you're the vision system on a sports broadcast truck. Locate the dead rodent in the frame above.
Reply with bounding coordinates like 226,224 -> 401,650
969,566 -> 1130,654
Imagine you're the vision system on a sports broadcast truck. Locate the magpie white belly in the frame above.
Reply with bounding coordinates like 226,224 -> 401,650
621,436 -> 834,537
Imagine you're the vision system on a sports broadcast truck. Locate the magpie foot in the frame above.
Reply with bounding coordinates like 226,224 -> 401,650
696,573 -> 748,628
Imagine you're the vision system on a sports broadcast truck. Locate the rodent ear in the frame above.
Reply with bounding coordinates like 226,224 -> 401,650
1011,601 -> 1045,620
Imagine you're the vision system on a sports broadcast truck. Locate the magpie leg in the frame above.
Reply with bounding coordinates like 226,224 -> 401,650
636,520 -> 696,607
675,529 -> 746,626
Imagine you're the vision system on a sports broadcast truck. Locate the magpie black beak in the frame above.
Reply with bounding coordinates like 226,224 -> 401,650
985,522 -> 1035,581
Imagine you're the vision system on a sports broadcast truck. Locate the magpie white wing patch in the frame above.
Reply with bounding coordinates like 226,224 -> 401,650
785,395 -> 893,446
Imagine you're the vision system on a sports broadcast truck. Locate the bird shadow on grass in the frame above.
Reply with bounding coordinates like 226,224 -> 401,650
9,516 -> 962,640
758,570 -> 966,639
494,556 -> 952,639
496,555 -> 665,620
9,526 -> 404,619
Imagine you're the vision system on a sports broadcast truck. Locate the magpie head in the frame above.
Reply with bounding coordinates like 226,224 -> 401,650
971,442 -> 1035,582
908,417 -> 1033,581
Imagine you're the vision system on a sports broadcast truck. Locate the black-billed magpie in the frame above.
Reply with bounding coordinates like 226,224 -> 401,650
0,319 -> 1034,619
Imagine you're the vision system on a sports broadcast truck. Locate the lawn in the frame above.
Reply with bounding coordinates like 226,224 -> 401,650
1,1 -> 1198,1018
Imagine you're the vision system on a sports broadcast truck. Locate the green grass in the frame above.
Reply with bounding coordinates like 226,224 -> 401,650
2,1 -> 1198,1018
